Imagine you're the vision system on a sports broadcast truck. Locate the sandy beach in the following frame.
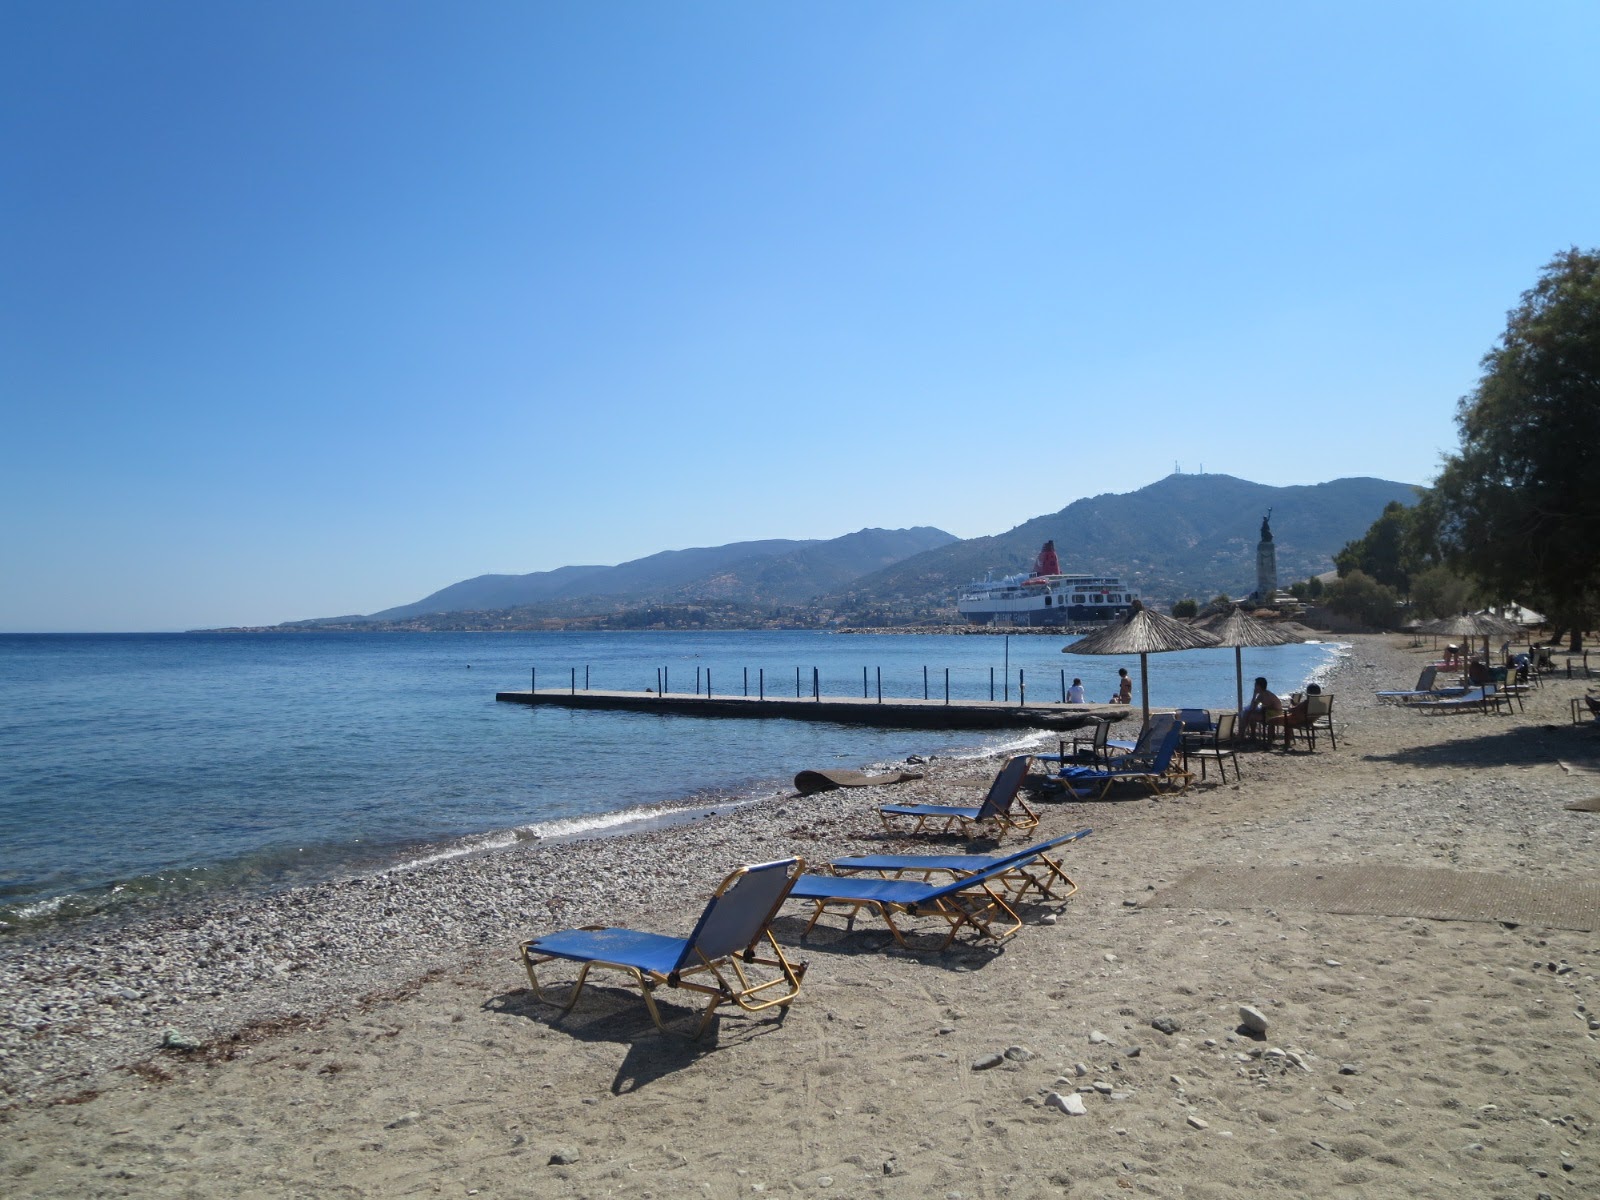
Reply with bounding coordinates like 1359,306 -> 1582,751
5,632 -> 1600,1198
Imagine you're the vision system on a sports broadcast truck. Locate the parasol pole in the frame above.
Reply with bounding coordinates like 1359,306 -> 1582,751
1139,652 -> 1150,723
1235,646 -> 1245,716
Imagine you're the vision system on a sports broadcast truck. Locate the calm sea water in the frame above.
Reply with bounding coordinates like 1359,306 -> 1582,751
0,631 -> 1344,930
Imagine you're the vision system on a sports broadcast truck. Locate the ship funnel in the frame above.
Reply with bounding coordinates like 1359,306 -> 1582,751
1032,541 -> 1060,577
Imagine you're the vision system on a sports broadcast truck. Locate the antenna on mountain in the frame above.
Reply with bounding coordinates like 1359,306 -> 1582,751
1174,460 -> 1181,474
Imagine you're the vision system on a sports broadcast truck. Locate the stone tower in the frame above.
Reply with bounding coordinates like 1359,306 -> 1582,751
1254,510 -> 1278,603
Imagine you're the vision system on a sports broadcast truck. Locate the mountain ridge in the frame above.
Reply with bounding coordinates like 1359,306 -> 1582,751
278,473 -> 1418,630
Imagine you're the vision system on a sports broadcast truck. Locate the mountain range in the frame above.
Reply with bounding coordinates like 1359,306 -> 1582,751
280,473 -> 1418,630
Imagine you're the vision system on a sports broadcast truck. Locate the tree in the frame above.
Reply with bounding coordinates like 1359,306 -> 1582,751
1408,565 -> 1475,621
1432,248 -> 1600,648
1171,598 -> 1198,618
1334,500 -> 1417,592
1325,570 -> 1403,629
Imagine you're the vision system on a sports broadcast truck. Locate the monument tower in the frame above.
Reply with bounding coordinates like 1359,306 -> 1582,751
1255,510 -> 1278,603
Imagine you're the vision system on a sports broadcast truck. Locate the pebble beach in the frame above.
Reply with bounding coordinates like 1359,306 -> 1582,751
4,632 -> 1600,1198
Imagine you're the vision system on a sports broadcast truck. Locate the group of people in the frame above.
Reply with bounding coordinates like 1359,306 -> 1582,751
1240,676 -> 1322,744
1068,668 -> 1317,747
1062,670 -> 1132,706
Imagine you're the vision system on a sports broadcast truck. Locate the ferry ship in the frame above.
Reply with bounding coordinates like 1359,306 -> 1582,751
956,541 -> 1139,627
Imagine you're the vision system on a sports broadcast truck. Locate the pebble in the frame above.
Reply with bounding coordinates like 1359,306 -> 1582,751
1047,1091 -> 1088,1116
1238,1005 -> 1270,1036
1003,1045 -> 1034,1062
1089,1030 -> 1109,1044
971,1054 -> 1005,1071
1151,1016 -> 1180,1035
1187,1115 -> 1209,1130
1074,1062 -> 1089,1077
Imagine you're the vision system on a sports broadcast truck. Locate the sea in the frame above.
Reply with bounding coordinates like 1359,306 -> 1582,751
0,630 -> 1345,933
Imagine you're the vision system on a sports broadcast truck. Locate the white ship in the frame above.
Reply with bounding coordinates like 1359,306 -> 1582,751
956,541 -> 1139,627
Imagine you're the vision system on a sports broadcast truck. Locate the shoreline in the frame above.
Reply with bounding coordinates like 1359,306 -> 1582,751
0,650 -> 1346,1108
9,632 -> 1600,1197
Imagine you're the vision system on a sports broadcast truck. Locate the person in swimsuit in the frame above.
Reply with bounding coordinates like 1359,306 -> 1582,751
1241,675 -> 1283,739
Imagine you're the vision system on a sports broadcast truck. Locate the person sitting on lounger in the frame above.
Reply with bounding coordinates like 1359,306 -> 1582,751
1240,676 -> 1283,739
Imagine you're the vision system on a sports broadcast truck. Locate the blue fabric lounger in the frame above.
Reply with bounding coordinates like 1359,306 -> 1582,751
519,857 -> 807,1038
1413,685 -> 1502,713
784,856 -> 1034,950
828,827 -> 1093,901
879,755 -> 1038,837
1056,719 -> 1188,800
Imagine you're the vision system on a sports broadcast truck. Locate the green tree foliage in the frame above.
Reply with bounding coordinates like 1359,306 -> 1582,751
1171,598 -> 1198,617
1432,248 -> 1600,645
1325,570 -> 1402,629
1334,500 -> 1416,591
1408,565 -> 1475,621
1209,593 -> 1232,609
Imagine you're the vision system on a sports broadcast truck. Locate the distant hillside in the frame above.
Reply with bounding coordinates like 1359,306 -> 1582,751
316,527 -> 959,624
820,474 -> 1420,620
271,475 -> 1419,632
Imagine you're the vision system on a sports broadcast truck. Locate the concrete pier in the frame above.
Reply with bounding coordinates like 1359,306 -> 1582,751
494,687 -> 1126,732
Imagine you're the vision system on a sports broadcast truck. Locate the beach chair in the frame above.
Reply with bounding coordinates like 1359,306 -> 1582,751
1061,719 -> 1111,766
879,755 -> 1038,837
1413,685 -> 1502,715
518,857 -> 807,1039
1187,711 -> 1240,783
784,856 -> 1032,950
1375,665 -> 1440,702
1055,718 -> 1190,800
829,828 -> 1093,903
1103,712 -> 1178,765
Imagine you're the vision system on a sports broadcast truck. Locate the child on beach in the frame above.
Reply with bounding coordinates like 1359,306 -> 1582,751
1110,668 -> 1133,704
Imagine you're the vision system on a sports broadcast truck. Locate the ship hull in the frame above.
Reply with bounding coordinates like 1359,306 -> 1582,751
956,565 -> 1138,628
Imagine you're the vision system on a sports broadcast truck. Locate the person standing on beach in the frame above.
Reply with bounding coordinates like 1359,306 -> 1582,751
1068,678 -> 1086,703
1110,668 -> 1133,704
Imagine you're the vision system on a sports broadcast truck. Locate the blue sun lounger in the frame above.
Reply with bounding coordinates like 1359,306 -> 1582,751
879,755 -> 1039,837
1413,685 -> 1504,714
1376,664 -> 1469,703
519,857 -> 807,1038
828,828 -> 1093,902
1056,718 -> 1189,800
785,855 -> 1033,950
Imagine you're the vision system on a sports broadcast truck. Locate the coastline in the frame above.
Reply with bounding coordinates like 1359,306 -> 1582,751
6,632 -> 1600,1197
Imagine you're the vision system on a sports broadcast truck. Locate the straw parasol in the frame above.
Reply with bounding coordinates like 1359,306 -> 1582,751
1062,600 -> 1221,722
1418,611 -> 1522,662
1205,606 -> 1304,715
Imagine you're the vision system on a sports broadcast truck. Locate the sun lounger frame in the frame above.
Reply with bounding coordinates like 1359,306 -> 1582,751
878,755 -> 1039,837
828,828 -> 1092,903
519,857 -> 807,1039
785,857 -> 1030,951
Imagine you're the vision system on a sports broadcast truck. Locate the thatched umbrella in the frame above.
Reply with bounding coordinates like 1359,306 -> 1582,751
1062,601 -> 1221,722
1206,606 -> 1304,715
1418,611 -> 1522,662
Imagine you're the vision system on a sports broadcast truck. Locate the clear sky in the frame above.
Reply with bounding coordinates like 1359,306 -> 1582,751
4,2 -> 1598,631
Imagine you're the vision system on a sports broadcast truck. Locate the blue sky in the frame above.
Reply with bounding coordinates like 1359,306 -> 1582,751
4,2 -> 1598,631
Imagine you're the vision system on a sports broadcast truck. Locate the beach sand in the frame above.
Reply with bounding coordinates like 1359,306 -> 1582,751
4,633 -> 1600,1197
